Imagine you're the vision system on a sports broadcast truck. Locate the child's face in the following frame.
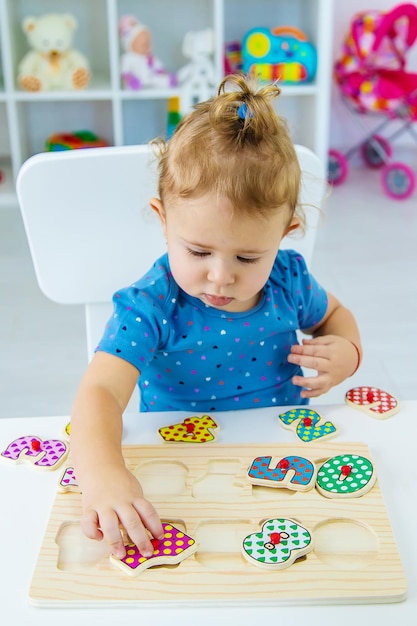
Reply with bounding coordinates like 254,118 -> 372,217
151,193 -> 298,313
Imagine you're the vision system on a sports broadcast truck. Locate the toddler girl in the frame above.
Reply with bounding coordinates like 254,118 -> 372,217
71,74 -> 361,559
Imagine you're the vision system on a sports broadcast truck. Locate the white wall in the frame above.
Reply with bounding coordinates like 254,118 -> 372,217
330,0 -> 417,149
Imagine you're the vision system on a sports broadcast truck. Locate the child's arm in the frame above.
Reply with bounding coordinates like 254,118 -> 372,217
70,351 -> 164,558
288,292 -> 362,399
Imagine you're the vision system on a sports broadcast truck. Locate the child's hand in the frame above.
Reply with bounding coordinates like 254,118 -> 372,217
288,335 -> 359,399
80,463 -> 164,559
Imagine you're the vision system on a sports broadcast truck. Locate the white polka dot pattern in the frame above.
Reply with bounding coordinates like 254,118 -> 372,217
345,386 -> 399,419
316,454 -> 376,498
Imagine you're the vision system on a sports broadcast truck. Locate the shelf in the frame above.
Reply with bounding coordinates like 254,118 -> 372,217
0,0 -> 333,207
0,159 -> 16,206
13,75 -> 114,101
279,83 -> 321,97
117,87 -> 182,101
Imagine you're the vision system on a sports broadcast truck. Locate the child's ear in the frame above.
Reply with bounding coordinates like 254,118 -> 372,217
150,198 -> 167,235
283,216 -> 301,237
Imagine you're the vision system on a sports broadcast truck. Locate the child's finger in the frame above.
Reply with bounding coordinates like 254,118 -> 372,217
80,508 -> 104,542
287,351 -> 329,372
290,341 -> 329,358
292,374 -> 331,396
292,374 -> 305,385
133,498 -> 164,541
117,505 -> 155,557
96,509 -> 127,558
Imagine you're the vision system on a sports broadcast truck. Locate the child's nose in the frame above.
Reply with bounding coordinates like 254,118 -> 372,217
207,259 -> 235,285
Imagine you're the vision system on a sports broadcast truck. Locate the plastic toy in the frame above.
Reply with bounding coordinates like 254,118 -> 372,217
177,28 -> 216,114
45,130 -> 108,151
118,15 -> 176,90
167,96 -> 181,138
18,13 -> 90,91
224,41 -> 242,74
329,3 -> 417,200
241,26 -> 317,83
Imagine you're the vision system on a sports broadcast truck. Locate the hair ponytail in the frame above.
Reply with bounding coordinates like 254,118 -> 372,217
153,73 -> 302,224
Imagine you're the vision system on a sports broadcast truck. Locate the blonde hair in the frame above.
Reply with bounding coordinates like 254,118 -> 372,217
153,74 -> 302,226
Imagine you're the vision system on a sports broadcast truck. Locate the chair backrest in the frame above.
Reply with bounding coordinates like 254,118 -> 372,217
16,143 -> 325,362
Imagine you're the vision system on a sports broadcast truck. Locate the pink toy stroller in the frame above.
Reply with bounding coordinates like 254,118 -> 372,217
329,3 -> 417,199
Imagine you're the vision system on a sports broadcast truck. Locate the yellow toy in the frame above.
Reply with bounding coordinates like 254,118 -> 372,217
18,13 -> 90,91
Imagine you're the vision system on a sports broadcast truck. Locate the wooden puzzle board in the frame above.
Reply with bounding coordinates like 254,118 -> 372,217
29,442 -> 407,607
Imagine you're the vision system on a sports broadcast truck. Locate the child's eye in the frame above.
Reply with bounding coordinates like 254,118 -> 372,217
186,249 -> 258,263
237,256 -> 259,264
187,249 -> 210,258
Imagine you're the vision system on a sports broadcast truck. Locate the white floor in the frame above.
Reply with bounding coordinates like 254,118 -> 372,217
1,152 -> 416,418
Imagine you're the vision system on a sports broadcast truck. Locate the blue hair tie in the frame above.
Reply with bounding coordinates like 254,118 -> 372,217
237,102 -> 253,120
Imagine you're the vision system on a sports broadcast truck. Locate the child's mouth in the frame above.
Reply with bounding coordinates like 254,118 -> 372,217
204,294 -> 234,307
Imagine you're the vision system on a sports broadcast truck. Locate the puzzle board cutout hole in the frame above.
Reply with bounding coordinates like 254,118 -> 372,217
194,519 -> 252,570
56,522 -> 110,571
192,459 -> 245,500
134,460 -> 188,497
251,484 -> 297,499
313,519 -> 379,570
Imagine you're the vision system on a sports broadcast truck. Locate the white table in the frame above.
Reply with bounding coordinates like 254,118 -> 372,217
1,402 -> 416,625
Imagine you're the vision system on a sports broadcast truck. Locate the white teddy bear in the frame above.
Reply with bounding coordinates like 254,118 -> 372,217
177,29 -> 216,114
18,13 -> 90,91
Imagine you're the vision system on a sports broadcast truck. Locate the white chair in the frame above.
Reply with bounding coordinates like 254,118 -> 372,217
16,143 -> 325,367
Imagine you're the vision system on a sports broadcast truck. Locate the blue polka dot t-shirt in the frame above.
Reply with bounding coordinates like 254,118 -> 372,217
96,250 -> 328,411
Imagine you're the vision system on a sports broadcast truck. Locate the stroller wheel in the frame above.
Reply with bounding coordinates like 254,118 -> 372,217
328,149 -> 348,185
361,135 -> 392,169
381,162 -> 416,200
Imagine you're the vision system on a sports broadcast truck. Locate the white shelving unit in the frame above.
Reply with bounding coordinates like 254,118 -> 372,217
0,0 -> 333,207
